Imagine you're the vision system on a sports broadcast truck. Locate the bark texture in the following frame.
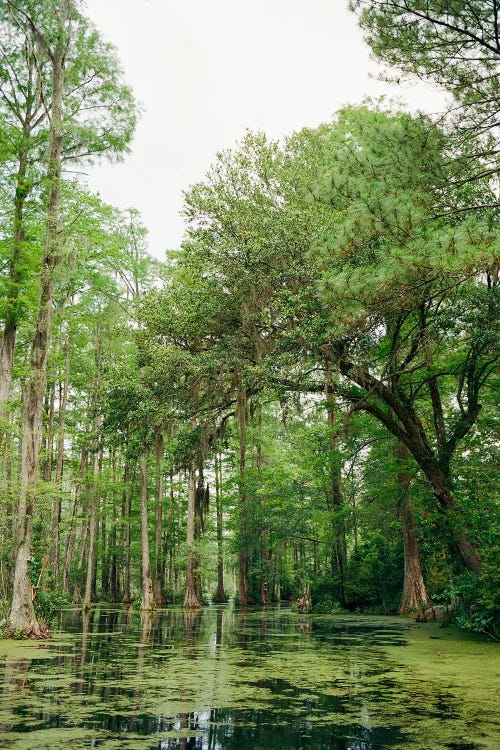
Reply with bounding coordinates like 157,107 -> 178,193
397,443 -> 429,614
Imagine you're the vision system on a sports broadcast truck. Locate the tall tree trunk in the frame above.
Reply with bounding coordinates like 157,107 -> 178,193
50,336 -> 70,578
325,369 -> 347,606
237,383 -> 250,606
83,450 -> 99,610
100,490 -> 108,599
213,452 -> 227,603
253,403 -> 269,605
122,458 -> 132,603
397,442 -> 429,614
43,377 -> 56,482
193,460 -> 207,605
154,433 -> 165,606
9,37 -> 66,635
139,454 -> 154,611
0,107 -> 33,423
183,451 -> 200,609
62,443 -> 87,594
109,458 -> 120,602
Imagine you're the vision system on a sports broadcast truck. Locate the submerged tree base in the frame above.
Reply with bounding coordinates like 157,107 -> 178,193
1,620 -> 51,640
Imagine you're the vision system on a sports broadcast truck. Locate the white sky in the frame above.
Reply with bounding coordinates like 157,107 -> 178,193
83,0 -> 446,259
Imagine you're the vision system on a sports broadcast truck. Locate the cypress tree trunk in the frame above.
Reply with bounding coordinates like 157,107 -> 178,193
122,458 -> 132,603
50,336 -> 71,578
397,442 -> 429,614
62,444 -> 87,594
183,452 -> 200,609
100,491 -> 109,600
9,31 -> 67,636
325,369 -> 347,606
109,457 -> 120,602
154,433 -> 165,606
140,454 -> 154,611
213,452 -> 227,603
83,450 -> 99,610
237,383 -> 250,606
43,377 -> 56,482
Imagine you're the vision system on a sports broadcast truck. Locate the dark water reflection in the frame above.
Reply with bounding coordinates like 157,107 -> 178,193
0,606 -> 497,749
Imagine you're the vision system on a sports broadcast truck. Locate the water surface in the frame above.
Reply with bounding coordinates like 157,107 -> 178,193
0,606 -> 497,749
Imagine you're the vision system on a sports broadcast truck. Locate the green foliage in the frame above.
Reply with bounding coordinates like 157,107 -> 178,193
346,535 -> 404,613
351,1 -> 500,211
33,590 -> 71,625
445,545 -> 500,638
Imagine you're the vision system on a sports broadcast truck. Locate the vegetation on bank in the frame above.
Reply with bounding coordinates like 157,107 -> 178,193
0,1 -> 498,639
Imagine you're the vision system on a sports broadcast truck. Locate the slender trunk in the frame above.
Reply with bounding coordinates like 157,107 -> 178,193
140,454 -> 154,611
213,452 -> 227,603
50,337 -> 70,577
61,491 -> 78,594
109,458 -> 120,602
237,384 -> 250,606
100,489 -> 108,599
253,403 -> 269,605
166,468 -> 175,594
122,458 -> 132,603
397,442 -> 429,614
193,465 -> 206,605
43,377 -> 56,482
62,444 -> 87,593
154,433 -> 164,606
183,451 -> 200,609
9,43 -> 66,635
83,451 -> 99,610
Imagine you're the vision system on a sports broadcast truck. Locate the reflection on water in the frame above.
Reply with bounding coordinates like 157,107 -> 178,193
0,606 -> 497,749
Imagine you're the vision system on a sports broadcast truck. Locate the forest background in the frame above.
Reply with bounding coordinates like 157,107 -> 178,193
0,0 -> 498,639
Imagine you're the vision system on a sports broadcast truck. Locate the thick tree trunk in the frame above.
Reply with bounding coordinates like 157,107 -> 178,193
339,360 -> 482,574
183,453 -> 201,609
417,455 -> 481,573
140,454 -> 154,611
9,43 -> 66,636
325,372 -> 347,606
397,443 -> 429,614
0,323 -> 18,423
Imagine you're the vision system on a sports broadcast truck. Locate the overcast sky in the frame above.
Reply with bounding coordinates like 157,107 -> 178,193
83,0 -> 446,260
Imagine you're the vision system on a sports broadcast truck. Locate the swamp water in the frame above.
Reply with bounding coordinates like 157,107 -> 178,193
0,606 -> 497,749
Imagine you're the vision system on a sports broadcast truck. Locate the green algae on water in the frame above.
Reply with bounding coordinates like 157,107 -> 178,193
0,607 -> 497,750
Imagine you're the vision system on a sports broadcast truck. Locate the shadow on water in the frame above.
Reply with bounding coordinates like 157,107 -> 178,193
0,605 -> 497,749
